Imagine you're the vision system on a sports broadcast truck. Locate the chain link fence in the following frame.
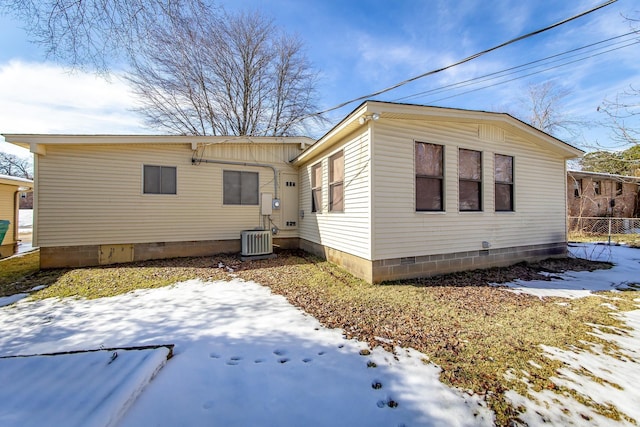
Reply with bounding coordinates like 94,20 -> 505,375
568,217 -> 640,245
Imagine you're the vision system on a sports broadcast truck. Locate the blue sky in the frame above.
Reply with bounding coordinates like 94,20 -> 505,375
1,0 -> 639,156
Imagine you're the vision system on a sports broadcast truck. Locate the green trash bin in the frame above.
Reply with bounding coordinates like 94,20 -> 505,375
0,220 -> 9,244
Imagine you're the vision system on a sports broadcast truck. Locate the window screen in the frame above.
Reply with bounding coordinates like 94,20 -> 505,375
143,165 -> 177,194
311,163 -> 322,212
459,149 -> 481,211
494,154 -> 513,211
223,171 -> 259,205
329,151 -> 344,212
415,142 -> 443,211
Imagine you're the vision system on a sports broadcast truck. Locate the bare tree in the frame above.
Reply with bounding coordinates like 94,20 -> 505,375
598,85 -> 640,146
517,81 -> 573,136
0,152 -> 33,179
0,0 -> 208,73
597,14 -> 639,147
126,7 -> 321,136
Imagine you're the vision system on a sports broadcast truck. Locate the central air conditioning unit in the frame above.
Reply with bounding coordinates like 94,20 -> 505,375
241,230 -> 273,256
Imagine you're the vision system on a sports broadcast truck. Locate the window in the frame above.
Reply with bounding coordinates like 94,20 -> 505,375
415,142 -> 444,211
311,163 -> 322,212
593,180 -> 601,195
573,179 -> 582,198
143,165 -> 176,194
459,149 -> 482,211
223,171 -> 259,205
494,154 -> 514,211
616,181 -> 623,196
329,151 -> 344,212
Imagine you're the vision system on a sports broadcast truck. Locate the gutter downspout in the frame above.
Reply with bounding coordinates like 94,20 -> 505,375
192,157 -> 279,199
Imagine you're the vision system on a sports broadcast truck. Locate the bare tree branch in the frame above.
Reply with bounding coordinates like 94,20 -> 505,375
0,152 -> 33,179
125,6 -> 323,136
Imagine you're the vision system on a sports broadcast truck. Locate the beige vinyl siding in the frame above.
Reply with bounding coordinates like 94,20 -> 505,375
36,142 -> 300,247
298,131 -> 371,259
372,120 -> 568,260
0,184 -> 16,245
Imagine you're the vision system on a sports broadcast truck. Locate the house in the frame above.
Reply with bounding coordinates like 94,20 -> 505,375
0,174 -> 33,258
567,170 -> 640,218
2,101 -> 582,282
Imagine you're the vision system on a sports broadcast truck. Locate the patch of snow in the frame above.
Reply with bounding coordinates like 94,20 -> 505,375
0,293 -> 27,307
0,279 -> 493,426
507,309 -> 640,425
506,244 -> 640,299
0,347 -> 170,427
30,285 -> 46,292
18,209 -> 32,230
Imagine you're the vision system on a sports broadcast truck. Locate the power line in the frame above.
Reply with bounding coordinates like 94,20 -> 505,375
427,40 -> 639,104
393,30 -> 639,103
307,0 -> 617,118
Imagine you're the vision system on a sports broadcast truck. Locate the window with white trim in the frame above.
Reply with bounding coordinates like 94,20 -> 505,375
459,149 -> 482,211
223,171 -> 259,205
329,151 -> 344,212
494,154 -> 514,211
143,165 -> 177,194
415,142 -> 444,211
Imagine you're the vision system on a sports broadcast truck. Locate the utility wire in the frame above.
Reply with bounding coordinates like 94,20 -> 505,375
428,40 -> 640,104
393,30 -> 639,103
306,0 -> 617,118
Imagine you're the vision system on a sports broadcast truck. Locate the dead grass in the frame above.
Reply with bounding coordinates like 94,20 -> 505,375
1,250 -> 638,425
230,252 -> 637,426
0,252 -> 40,297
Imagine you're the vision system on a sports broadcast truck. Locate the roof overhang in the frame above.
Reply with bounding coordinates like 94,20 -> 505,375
293,101 -> 584,165
0,174 -> 33,190
2,134 -> 316,155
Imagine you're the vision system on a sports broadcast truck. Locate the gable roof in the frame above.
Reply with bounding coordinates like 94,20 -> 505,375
293,100 -> 584,164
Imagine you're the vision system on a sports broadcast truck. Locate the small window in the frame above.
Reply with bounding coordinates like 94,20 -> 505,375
143,165 -> 177,194
415,142 -> 444,211
20,192 -> 27,199
459,149 -> 482,211
311,163 -> 322,213
593,180 -> 601,195
329,151 -> 344,212
223,171 -> 259,205
495,154 -> 514,211
573,179 -> 582,198
616,181 -> 623,196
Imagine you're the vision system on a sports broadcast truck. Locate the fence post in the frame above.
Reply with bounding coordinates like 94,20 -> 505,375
608,217 -> 612,246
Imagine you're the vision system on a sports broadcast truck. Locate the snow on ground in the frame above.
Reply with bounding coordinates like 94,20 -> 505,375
18,209 -> 32,230
0,279 -> 493,427
0,347 -> 171,427
503,244 -> 640,426
1,243 -> 639,426
505,243 -> 640,299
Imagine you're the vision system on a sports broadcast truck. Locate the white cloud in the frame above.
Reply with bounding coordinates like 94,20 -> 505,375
0,60 -> 150,136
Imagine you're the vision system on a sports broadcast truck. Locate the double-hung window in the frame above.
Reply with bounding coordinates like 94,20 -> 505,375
415,142 -> 444,211
459,149 -> 482,211
143,165 -> 177,194
494,154 -> 514,211
329,151 -> 344,212
311,163 -> 322,213
223,171 -> 259,205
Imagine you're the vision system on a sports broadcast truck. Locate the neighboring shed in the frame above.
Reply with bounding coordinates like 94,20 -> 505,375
1,135 -> 312,268
293,101 -> 583,282
567,170 -> 640,218
0,174 -> 33,258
